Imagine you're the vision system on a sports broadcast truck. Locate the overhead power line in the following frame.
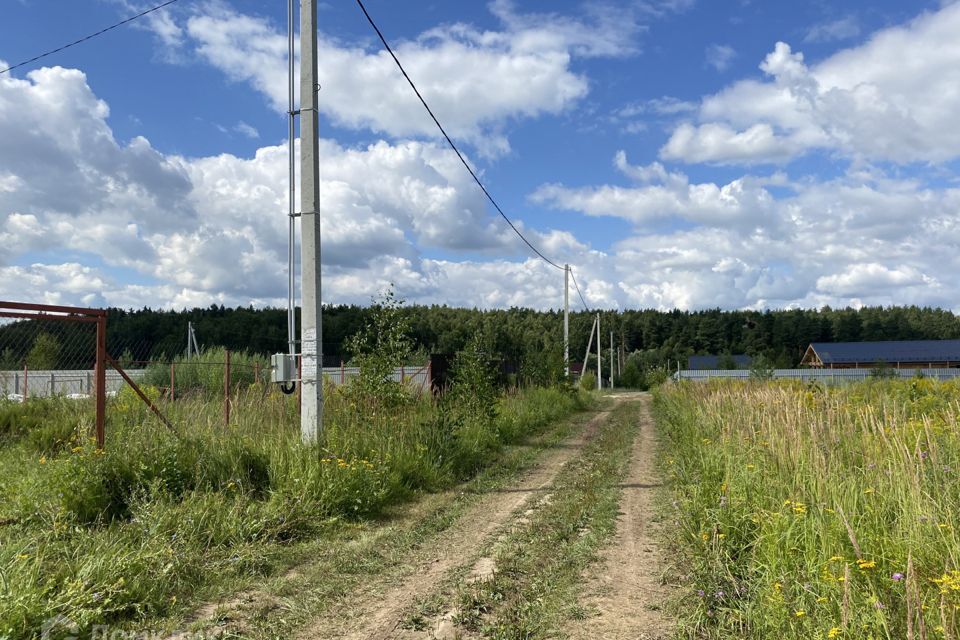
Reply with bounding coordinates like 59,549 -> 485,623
0,0 -> 185,76
569,268 -> 590,311
354,0 -> 566,272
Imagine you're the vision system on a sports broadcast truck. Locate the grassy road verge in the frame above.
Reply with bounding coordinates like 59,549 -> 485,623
656,380 -> 960,639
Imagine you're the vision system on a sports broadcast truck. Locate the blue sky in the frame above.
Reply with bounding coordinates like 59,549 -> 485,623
1,0 -> 959,311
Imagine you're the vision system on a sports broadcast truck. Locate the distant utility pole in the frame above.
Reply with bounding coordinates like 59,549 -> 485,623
300,0 -> 323,443
186,322 -> 199,359
563,264 -> 569,377
596,313 -> 602,390
583,314 -> 597,382
610,329 -> 614,389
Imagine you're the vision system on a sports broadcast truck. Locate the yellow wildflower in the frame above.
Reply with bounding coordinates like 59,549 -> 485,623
795,610 -> 806,617
828,627 -> 842,638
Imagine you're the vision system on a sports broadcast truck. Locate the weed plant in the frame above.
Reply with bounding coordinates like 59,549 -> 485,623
656,379 -> 960,639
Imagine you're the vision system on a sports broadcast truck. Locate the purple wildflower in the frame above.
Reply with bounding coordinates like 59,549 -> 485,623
892,573 -> 904,581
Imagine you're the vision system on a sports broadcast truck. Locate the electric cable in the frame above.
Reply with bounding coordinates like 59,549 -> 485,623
355,0 -> 566,271
569,268 -> 590,311
0,0 -> 185,76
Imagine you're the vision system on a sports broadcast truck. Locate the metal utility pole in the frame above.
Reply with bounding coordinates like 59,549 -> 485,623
300,0 -> 323,443
186,322 -> 192,359
563,264 -> 569,377
610,330 -> 614,389
596,313 -> 602,390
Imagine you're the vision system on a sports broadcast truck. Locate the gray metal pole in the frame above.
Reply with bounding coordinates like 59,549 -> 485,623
596,313 -> 602,390
186,322 -> 191,359
610,330 -> 614,389
287,0 -> 297,359
563,264 -> 569,377
300,0 -> 322,443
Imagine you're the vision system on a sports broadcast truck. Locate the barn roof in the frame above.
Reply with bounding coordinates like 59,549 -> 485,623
688,354 -> 753,370
806,340 -> 960,365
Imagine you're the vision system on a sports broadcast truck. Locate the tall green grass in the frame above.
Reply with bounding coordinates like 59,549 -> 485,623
0,381 -> 589,638
656,379 -> 960,639
142,346 -> 266,394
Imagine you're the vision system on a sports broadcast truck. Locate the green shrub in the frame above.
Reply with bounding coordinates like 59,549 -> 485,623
580,370 -> 597,391
620,360 -> 643,388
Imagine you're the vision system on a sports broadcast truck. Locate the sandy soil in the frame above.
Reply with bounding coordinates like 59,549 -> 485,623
565,392 -> 674,640
297,410 -> 613,640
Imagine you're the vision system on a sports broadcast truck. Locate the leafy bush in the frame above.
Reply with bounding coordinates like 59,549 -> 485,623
647,367 -> 671,387
580,370 -> 597,391
620,359 -> 644,388
344,287 -> 413,409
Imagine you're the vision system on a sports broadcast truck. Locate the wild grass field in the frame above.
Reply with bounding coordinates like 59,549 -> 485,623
656,378 -> 960,639
0,365 -> 589,638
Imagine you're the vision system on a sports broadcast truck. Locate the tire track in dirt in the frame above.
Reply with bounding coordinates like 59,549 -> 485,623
297,408 -> 614,640
565,392 -> 674,640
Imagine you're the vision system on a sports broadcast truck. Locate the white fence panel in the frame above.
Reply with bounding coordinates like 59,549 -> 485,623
320,364 -> 430,391
0,369 -> 147,399
676,368 -> 960,383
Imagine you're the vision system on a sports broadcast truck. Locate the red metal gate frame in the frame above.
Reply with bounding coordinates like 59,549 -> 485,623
0,300 -> 106,447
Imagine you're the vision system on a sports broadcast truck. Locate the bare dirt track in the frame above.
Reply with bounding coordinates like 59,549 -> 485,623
297,410 -> 613,640
565,392 -> 674,640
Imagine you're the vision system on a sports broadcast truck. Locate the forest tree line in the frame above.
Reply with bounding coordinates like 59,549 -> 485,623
3,303 -> 959,383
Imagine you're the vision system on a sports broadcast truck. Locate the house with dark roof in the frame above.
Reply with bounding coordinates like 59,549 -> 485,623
688,354 -> 753,370
800,340 -> 960,369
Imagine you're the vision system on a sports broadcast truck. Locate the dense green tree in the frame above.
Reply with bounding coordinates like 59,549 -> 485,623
26,333 -> 60,370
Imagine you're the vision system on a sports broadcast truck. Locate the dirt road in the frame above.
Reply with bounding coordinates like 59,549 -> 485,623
299,410 -> 612,640
173,394 -> 673,640
565,393 -> 674,640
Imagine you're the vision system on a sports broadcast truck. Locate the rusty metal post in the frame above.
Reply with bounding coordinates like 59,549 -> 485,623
23,363 -> 28,400
224,349 -> 231,426
170,362 -> 175,402
401,364 -> 405,384
340,360 -> 345,385
254,360 -> 261,385
95,315 -> 106,448
107,355 -> 174,433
